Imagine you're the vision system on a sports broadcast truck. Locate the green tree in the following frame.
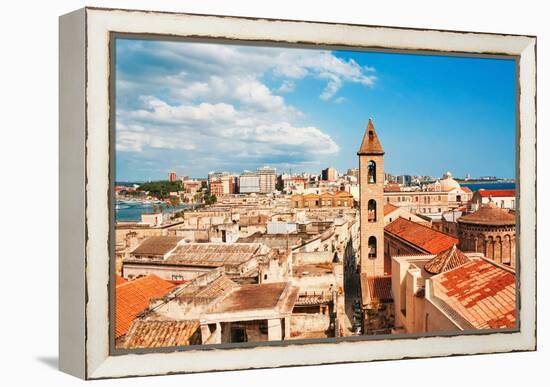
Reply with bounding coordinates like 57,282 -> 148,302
204,193 -> 217,206
137,180 -> 183,199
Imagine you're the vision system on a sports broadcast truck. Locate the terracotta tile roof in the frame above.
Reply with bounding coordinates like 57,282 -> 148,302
130,236 -> 183,256
115,274 -> 127,285
361,274 -> 392,304
430,259 -> 516,329
458,205 -> 516,226
207,282 -> 299,314
166,243 -> 261,267
357,118 -> 384,155
461,186 -> 472,193
383,203 -> 399,216
424,245 -> 470,274
477,189 -> 515,198
115,275 -> 176,338
385,217 -> 459,254
124,320 -> 200,349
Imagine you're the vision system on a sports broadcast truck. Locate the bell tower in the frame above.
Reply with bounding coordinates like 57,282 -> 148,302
358,118 -> 385,275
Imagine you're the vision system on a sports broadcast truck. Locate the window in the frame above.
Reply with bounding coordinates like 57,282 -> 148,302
368,236 -> 377,258
368,199 -> 377,222
367,161 -> 376,183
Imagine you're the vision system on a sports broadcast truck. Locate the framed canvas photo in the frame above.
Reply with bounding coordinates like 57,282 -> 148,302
59,7 -> 537,380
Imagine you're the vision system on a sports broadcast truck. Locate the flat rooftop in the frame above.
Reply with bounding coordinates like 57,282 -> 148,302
166,243 -> 262,267
208,282 -> 299,314
293,263 -> 334,277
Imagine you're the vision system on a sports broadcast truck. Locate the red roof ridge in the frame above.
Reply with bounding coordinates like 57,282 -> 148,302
388,216 -> 447,235
477,189 -> 515,197
385,217 -> 458,254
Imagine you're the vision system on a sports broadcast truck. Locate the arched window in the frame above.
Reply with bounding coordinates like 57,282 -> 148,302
368,236 -> 377,258
368,199 -> 377,222
367,161 -> 376,183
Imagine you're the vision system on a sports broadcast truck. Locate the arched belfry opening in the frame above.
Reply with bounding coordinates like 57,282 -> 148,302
367,160 -> 376,183
368,199 -> 377,222
368,236 -> 377,258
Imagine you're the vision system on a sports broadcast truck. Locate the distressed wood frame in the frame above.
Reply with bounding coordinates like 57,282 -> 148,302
59,7 -> 537,380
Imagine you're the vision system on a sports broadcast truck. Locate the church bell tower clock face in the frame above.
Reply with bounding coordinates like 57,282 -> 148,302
358,119 -> 386,276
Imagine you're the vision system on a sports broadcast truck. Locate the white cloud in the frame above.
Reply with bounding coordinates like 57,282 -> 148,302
277,80 -> 295,93
254,123 -> 339,154
118,40 -> 377,102
116,122 -> 196,153
115,40 -> 377,174
118,98 -> 339,156
334,96 -> 346,104
132,97 -> 239,125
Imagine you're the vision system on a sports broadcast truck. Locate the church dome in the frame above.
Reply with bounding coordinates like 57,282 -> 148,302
458,204 -> 516,226
439,172 -> 461,191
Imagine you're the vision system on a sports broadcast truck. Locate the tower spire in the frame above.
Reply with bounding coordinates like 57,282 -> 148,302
357,118 -> 384,155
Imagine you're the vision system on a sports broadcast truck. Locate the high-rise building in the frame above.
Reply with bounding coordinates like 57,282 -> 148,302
256,166 -> 277,193
239,171 -> 261,194
209,180 -> 224,197
322,167 -> 338,181
168,171 -> 177,183
397,175 -> 412,186
358,118 -> 385,276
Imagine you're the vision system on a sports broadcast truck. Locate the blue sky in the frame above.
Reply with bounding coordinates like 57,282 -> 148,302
115,38 -> 516,181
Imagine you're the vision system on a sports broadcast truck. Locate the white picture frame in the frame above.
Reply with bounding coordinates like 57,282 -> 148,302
59,7 -> 537,380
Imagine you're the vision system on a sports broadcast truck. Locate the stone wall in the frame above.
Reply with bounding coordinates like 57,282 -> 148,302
290,312 -> 330,335
293,251 -> 334,265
